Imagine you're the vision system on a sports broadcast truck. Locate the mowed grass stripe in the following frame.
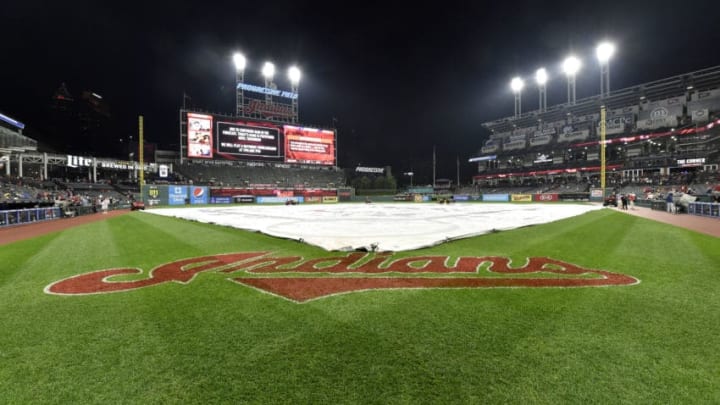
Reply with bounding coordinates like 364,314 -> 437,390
0,209 -> 719,403
0,232 -> 63,289
433,209 -> 623,269
0,220 -> 128,304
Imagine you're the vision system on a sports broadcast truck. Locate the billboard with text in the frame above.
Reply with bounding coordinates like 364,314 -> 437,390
284,126 -> 336,166
216,120 -> 282,161
168,186 -> 188,205
184,113 -> 335,165
189,187 -> 209,204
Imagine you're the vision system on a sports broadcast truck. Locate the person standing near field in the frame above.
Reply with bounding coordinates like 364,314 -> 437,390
101,197 -> 109,214
666,191 -> 675,214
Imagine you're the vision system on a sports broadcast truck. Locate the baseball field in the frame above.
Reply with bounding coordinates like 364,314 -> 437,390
1,206 -> 719,403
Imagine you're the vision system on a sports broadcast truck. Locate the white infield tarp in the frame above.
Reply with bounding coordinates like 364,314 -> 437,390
147,203 -> 602,252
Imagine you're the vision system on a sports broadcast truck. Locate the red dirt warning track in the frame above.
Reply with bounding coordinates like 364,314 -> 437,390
617,205 -> 720,238
0,210 -> 130,246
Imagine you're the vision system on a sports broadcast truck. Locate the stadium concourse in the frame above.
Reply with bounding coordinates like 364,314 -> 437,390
147,203 -> 603,252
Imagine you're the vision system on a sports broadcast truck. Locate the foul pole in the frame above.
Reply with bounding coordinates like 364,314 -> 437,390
139,115 -> 144,188
456,155 -> 460,188
600,106 -> 606,195
432,146 -> 436,187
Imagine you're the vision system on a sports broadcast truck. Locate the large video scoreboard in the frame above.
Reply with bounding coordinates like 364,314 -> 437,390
183,112 -> 336,166
284,125 -> 335,165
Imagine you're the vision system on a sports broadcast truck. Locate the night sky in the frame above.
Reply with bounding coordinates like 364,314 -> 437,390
2,0 -> 719,184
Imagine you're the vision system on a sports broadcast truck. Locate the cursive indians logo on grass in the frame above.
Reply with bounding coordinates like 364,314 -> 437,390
44,252 -> 639,303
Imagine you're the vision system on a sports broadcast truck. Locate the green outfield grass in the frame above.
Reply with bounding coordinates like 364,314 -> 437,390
1,208 -> 719,404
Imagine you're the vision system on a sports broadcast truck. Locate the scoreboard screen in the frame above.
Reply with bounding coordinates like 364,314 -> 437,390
184,113 -> 335,165
284,126 -> 335,166
216,121 -> 282,160
187,113 -> 213,159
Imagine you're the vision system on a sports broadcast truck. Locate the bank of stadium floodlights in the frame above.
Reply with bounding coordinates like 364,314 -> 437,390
509,41 -> 616,112
507,42 -> 616,190
233,51 -> 301,123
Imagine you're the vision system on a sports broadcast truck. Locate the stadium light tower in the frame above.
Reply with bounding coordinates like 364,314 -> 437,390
510,77 -> 525,118
404,171 -> 414,187
288,66 -> 301,123
233,52 -> 247,115
535,68 -> 548,112
262,61 -> 275,105
563,56 -> 581,105
596,41 -> 615,98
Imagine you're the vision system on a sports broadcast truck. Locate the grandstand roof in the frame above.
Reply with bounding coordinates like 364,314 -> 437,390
0,126 -> 37,153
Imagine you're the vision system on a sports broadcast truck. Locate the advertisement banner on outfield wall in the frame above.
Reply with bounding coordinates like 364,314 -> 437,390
453,195 -> 470,201
482,194 -> 509,202
338,189 -> 353,202
210,196 -> 232,204
256,196 -> 305,204
145,185 -> 167,206
189,187 -> 209,205
558,193 -> 590,201
407,187 -> 434,194
533,193 -> 559,202
234,195 -> 255,203
168,186 -> 188,205
306,196 -> 322,203
511,194 -> 533,202
322,196 -> 338,203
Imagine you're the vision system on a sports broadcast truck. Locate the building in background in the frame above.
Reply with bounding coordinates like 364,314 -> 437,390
48,83 -> 117,158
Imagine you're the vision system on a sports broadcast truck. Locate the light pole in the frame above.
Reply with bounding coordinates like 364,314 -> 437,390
404,171 -> 414,187
262,61 -> 275,105
288,66 -> 301,123
563,55 -> 581,105
233,52 -> 246,115
596,42 -> 615,98
535,68 -> 548,112
510,77 -> 524,118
